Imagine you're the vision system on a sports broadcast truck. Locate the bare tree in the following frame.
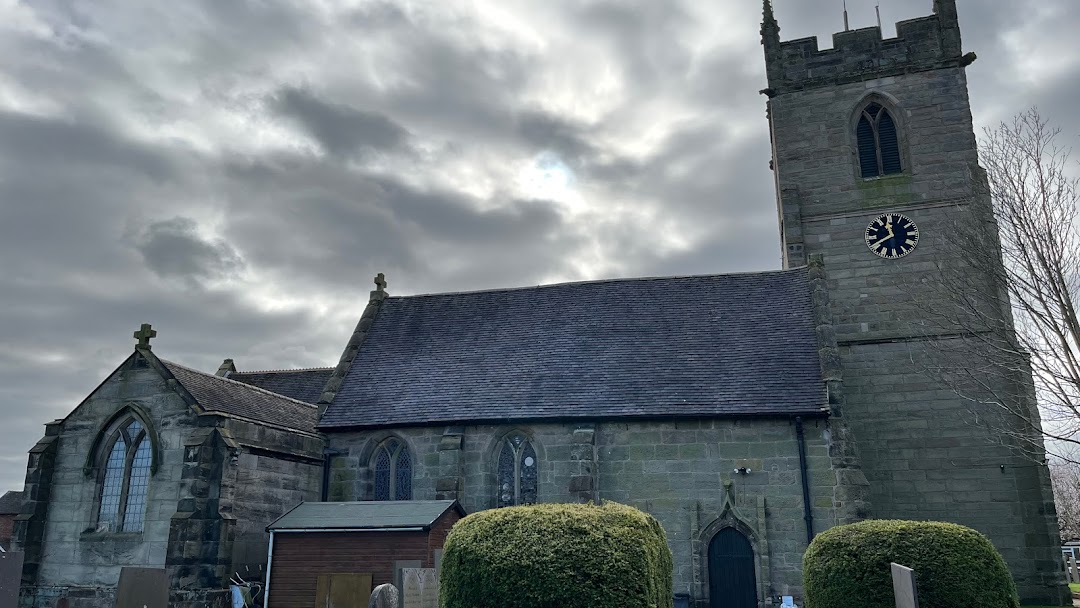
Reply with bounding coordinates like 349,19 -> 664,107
1051,460 -> 1080,541
916,108 -> 1080,464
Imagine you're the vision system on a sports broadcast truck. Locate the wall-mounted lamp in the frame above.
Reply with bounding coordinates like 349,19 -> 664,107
734,467 -> 752,475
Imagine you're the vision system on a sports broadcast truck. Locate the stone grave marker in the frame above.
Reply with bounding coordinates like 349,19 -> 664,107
369,582 -> 399,608
890,562 -> 919,608
401,567 -> 438,608
115,566 -> 168,608
0,550 -> 24,608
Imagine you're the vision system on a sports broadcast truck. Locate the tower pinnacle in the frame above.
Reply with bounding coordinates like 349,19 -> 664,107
761,0 -> 782,85
761,0 -> 780,45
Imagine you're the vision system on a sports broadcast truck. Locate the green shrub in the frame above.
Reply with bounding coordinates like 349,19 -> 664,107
803,520 -> 1019,608
440,502 -> 673,608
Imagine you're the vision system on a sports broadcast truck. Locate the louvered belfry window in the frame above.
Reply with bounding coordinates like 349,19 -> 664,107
857,103 -> 902,178
372,438 -> 412,501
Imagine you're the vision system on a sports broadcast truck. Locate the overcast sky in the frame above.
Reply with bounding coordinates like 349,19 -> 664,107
1,0 -> 1078,491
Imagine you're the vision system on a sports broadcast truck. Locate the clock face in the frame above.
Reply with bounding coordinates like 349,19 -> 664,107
864,213 -> 919,259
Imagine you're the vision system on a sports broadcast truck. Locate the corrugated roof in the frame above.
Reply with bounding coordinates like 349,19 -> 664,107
229,368 -> 333,404
0,490 -> 24,514
162,361 -> 319,434
320,269 -> 826,429
268,500 -> 463,531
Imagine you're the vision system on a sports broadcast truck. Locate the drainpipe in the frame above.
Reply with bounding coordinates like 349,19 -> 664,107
795,417 -> 815,545
321,449 -> 342,502
264,530 -> 275,607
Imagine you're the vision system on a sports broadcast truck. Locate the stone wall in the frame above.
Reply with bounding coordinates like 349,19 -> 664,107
19,362 -> 194,606
766,10 -> 1068,603
326,417 -> 842,604
220,419 -> 323,582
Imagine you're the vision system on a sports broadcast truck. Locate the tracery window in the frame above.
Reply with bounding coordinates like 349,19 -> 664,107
497,432 -> 537,507
373,438 -> 412,501
96,417 -> 152,532
856,102 -> 903,178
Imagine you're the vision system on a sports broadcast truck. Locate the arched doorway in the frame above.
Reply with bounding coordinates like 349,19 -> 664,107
708,527 -> 757,608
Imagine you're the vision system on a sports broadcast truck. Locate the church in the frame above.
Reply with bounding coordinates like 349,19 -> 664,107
9,2 -> 1070,607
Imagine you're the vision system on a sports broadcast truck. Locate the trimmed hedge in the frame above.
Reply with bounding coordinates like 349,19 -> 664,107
440,502 -> 673,608
803,520 -> 1019,608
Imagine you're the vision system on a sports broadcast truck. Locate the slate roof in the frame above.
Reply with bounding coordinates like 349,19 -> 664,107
162,361 -> 319,434
228,368 -> 333,405
268,500 -> 464,531
320,268 -> 827,429
0,490 -> 24,515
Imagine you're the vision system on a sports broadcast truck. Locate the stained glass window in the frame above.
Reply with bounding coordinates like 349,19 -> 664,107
95,416 -> 153,533
520,443 -> 538,506
497,433 -> 537,507
395,448 -> 412,500
372,438 -> 412,501
497,442 -> 515,508
374,448 -> 391,501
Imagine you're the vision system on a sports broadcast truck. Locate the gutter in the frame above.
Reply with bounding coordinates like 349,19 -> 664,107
268,527 -> 427,533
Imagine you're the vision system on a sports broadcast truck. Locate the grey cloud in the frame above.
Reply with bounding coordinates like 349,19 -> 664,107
515,111 -> 598,166
575,1 -> 694,88
133,217 -> 245,284
0,111 -> 177,183
272,87 -> 412,159
217,153 -> 573,293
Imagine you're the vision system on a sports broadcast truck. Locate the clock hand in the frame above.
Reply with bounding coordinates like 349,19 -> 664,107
869,234 -> 893,249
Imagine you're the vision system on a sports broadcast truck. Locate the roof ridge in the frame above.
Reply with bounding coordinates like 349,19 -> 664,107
394,267 -> 807,299
162,359 -> 319,409
231,367 -> 334,375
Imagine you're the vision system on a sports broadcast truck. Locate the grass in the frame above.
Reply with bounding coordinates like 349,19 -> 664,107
1071,582 -> 1080,592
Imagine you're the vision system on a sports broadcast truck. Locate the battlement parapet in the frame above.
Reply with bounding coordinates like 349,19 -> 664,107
764,8 -> 965,95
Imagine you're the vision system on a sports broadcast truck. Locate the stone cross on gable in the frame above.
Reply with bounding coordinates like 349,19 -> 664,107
134,323 -> 157,349
374,273 -> 387,292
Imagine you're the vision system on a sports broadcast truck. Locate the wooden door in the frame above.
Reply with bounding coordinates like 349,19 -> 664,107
708,528 -> 757,608
315,573 -> 373,608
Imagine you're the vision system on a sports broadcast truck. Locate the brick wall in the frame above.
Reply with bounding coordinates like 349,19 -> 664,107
0,514 -> 14,549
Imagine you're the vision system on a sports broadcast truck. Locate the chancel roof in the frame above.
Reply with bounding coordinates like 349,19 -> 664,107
228,368 -> 333,405
319,268 -> 827,429
162,361 -> 319,434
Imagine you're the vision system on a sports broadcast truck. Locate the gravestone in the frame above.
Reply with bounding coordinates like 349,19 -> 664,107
0,550 -> 24,608
115,566 -> 168,608
890,563 -> 919,608
369,583 -> 399,608
401,568 -> 438,608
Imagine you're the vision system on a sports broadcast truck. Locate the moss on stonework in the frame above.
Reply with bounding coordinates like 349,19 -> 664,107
855,172 -> 915,209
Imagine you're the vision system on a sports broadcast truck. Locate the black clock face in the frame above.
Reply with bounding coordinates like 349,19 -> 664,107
864,213 -> 919,259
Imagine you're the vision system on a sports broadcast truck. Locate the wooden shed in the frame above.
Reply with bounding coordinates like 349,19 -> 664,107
263,500 -> 465,608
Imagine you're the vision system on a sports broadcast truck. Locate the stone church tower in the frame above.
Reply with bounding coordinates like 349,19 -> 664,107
762,0 -> 1066,603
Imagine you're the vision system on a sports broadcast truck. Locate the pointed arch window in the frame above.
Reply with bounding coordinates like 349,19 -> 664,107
372,438 -> 412,501
497,433 -> 537,507
857,102 -> 903,178
95,417 -> 152,532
